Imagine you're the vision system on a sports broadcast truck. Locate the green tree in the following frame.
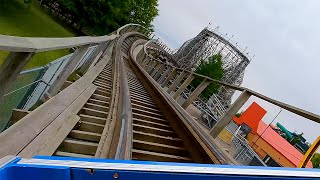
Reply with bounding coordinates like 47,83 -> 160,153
311,153 -> 320,168
42,0 -> 158,35
191,54 -> 224,99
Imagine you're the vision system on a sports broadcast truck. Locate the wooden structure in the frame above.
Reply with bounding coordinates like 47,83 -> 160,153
0,24 -> 319,167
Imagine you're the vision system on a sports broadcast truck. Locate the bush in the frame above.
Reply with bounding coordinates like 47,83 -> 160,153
191,54 -> 223,100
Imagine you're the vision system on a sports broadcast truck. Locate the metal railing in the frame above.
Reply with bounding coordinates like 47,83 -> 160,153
181,86 -> 266,166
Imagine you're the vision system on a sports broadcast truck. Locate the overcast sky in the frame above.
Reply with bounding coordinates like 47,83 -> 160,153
152,0 -> 320,145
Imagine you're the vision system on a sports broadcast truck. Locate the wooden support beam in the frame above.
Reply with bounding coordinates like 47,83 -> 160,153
60,139 -> 98,156
161,68 -> 177,88
153,64 -> 166,81
209,90 -> 251,138
150,62 -> 162,77
173,74 -> 195,100
181,79 -> 210,109
48,44 -> 90,96
142,56 -> 151,67
167,71 -> 186,94
0,52 -> 34,101
146,60 -> 157,74
79,42 -> 106,74
158,66 -> 172,84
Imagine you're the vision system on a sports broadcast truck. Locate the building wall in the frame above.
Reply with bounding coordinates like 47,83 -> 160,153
247,133 -> 296,167
233,102 -> 266,133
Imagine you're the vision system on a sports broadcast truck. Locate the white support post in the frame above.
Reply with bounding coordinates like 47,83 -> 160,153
167,71 -> 186,94
48,44 -> 90,96
161,68 -> 177,88
79,42 -> 106,74
158,66 -> 172,84
153,64 -> 166,81
173,74 -> 194,100
209,90 -> 251,138
181,78 -> 210,109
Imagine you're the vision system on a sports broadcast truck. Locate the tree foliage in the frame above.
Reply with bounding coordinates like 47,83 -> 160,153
312,153 -> 320,168
41,0 -> 158,35
191,54 -> 224,99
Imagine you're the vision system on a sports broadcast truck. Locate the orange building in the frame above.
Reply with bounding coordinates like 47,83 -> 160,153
233,102 -> 312,168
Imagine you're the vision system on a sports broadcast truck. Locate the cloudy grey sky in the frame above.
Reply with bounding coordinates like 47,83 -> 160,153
152,0 -> 320,144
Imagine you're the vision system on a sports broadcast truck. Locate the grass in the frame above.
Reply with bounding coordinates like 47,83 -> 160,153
0,0 -> 75,69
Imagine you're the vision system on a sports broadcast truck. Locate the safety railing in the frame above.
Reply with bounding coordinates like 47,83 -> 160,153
140,38 -> 320,167
0,45 -> 98,131
141,38 -> 320,132
0,24 -> 150,132
180,86 -> 266,166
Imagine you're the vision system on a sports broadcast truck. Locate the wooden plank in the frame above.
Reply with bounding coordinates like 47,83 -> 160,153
0,33 -> 117,52
133,118 -> 171,130
132,149 -> 191,162
69,130 -> 101,142
84,103 -> 109,112
131,99 -> 158,109
19,115 -> 79,157
0,97 -> 66,158
79,114 -> 107,125
18,84 -> 97,158
93,89 -> 111,97
59,139 -> 98,156
133,130 -> 182,147
93,82 -> 111,90
132,108 -> 164,119
82,108 -> 108,118
132,113 -> 168,125
133,140 -> 188,156
79,121 -> 104,134
131,102 -> 160,114
133,124 -> 176,137
87,99 -> 109,107
91,94 -> 110,102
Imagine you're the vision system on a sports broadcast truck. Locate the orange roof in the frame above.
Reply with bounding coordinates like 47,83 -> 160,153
257,121 -> 312,168
233,102 -> 312,168
233,102 -> 266,134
